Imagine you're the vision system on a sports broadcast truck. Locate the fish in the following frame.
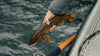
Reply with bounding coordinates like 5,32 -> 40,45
28,12 -> 76,46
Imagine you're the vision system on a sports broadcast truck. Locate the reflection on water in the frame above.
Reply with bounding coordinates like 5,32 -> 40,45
0,0 -> 95,56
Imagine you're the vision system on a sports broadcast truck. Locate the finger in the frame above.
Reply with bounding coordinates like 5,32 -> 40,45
43,20 -> 45,24
33,54 -> 35,56
45,19 -> 50,25
52,25 -> 56,30
53,25 -> 56,28
50,28 -> 53,32
50,25 -> 56,32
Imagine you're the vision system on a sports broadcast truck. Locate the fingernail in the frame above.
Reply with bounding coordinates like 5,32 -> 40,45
47,22 -> 50,25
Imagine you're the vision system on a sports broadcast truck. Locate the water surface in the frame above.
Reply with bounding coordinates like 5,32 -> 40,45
0,0 -> 95,56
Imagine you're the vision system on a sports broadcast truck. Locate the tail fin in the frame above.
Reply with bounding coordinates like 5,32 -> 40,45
63,13 -> 76,22
69,13 -> 76,18
68,13 -> 76,22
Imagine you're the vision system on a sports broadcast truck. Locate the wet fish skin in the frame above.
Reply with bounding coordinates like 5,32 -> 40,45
28,13 -> 76,46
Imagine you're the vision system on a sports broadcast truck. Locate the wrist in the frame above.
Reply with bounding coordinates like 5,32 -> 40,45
48,10 -> 55,17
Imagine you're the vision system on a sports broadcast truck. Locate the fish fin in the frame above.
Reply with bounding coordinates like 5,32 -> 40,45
68,13 -> 76,22
60,20 -> 64,23
68,18 -> 74,22
55,20 -> 64,25
37,36 -> 43,42
64,13 -> 76,22
43,36 -> 51,43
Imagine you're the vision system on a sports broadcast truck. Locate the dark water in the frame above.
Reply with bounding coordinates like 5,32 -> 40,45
0,0 -> 95,56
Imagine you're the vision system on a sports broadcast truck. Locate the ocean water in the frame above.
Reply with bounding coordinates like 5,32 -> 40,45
0,0 -> 95,56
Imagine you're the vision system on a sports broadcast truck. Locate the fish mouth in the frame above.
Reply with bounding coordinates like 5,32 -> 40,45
29,42 -> 38,47
28,37 -> 38,47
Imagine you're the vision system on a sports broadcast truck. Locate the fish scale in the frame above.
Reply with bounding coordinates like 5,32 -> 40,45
28,13 -> 76,46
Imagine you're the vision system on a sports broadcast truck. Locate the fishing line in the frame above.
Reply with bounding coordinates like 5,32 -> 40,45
78,30 -> 100,56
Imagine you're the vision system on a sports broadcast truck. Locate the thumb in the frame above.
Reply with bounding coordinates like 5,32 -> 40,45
43,19 -> 50,25
45,19 -> 50,25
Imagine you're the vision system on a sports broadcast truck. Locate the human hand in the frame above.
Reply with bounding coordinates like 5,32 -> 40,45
43,10 -> 56,32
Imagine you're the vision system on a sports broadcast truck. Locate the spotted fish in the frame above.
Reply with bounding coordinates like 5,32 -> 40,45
28,13 -> 76,46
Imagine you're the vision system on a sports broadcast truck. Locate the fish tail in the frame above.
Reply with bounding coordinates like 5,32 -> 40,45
63,13 -> 76,22
68,13 -> 76,22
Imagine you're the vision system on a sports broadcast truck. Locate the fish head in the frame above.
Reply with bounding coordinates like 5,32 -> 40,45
28,35 -> 38,46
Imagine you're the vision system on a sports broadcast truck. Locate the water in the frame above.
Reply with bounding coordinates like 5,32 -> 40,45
0,0 -> 95,56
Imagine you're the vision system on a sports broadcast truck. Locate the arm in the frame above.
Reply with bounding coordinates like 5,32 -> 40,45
43,0 -> 73,32
48,0 -> 73,15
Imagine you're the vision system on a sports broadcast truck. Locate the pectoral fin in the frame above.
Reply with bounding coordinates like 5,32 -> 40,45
37,36 -> 43,43
43,36 -> 51,43
68,18 -> 74,22
60,20 -> 64,23
55,20 -> 64,25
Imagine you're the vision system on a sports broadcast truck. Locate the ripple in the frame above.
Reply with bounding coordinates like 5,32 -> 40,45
0,46 -> 15,56
0,32 -> 24,40
0,0 -> 95,56
12,21 -> 33,25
